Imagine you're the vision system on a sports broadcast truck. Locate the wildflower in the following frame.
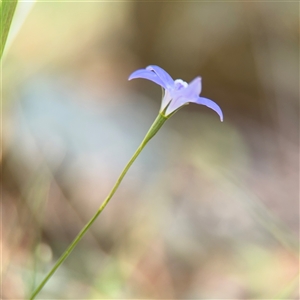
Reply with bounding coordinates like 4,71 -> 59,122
31,65 -> 224,300
129,65 -> 223,121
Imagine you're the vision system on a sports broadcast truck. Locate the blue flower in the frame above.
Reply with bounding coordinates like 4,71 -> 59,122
129,65 -> 223,121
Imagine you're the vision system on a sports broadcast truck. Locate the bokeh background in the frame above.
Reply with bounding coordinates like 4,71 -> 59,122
2,1 -> 299,299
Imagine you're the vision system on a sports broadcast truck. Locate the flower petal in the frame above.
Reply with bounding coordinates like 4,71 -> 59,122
165,96 -> 188,115
146,65 -> 174,88
161,89 -> 173,111
181,77 -> 202,98
193,97 -> 223,121
164,77 -> 202,115
128,69 -> 166,88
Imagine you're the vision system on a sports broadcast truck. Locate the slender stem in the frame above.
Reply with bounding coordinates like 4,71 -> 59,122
30,113 -> 167,299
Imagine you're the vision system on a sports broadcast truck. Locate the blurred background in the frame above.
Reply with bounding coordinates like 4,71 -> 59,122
2,1 -> 299,299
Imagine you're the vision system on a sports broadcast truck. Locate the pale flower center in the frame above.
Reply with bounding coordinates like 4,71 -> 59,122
174,79 -> 188,90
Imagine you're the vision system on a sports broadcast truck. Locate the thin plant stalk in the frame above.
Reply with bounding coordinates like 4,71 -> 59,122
30,113 -> 167,299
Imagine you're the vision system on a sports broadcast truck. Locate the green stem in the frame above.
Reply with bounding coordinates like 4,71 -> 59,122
30,113 -> 167,299
0,0 -> 18,60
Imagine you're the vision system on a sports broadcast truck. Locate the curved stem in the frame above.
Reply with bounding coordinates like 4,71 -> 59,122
30,113 -> 167,299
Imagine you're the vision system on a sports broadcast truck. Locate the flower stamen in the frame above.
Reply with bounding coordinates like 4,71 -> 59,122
174,79 -> 188,90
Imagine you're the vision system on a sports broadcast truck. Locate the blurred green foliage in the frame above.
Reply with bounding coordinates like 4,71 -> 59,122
0,0 -> 18,59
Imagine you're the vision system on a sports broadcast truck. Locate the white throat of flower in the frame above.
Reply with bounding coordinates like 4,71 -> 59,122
174,79 -> 188,90
160,79 -> 189,116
